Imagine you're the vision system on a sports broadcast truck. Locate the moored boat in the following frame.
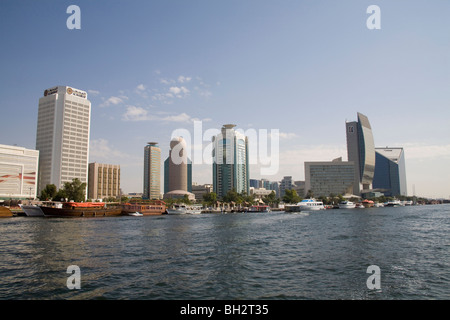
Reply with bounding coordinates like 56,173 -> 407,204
121,200 -> 166,216
166,204 -> 202,215
385,200 -> 402,207
40,202 -> 122,217
338,201 -> 356,209
127,212 -> 143,217
248,205 -> 271,213
0,206 -> 13,217
362,199 -> 374,208
297,199 -> 325,211
19,204 -> 45,217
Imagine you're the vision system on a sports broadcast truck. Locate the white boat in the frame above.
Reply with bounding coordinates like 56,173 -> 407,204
127,212 -> 143,216
19,204 -> 45,217
338,201 -> 356,209
374,202 -> 384,207
166,204 -> 202,215
297,199 -> 325,211
385,200 -> 402,207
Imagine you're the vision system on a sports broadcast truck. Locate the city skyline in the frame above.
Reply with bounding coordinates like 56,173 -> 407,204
1,1 -> 449,198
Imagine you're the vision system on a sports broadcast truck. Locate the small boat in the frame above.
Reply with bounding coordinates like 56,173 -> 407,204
248,205 -> 271,213
374,202 -> 384,207
385,200 -> 402,207
362,199 -> 374,208
127,212 -> 143,217
166,204 -> 202,215
121,200 -> 166,216
297,199 -> 325,211
355,203 -> 365,208
338,201 -> 356,209
19,204 -> 45,217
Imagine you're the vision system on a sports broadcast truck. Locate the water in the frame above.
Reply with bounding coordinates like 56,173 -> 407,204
0,204 -> 449,300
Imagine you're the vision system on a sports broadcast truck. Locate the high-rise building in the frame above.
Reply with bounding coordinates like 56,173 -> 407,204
143,142 -> 161,199
346,112 -> 375,195
212,124 -> 249,198
36,86 -> 91,195
88,163 -> 120,200
0,144 -> 39,200
373,147 -> 407,197
164,137 -> 192,194
279,176 -> 296,198
304,158 -> 355,198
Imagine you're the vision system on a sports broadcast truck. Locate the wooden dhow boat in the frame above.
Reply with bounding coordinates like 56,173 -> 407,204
40,202 -> 122,217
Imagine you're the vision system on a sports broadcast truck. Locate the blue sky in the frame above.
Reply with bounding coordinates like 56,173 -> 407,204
1,0 -> 449,198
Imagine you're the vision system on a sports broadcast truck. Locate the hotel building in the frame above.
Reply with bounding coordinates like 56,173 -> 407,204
143,142 -> 161,199
212,124 -> 249,198
88,163 -> 120,200
346,112 -> 375,195
0,144 -> 39,200
304,158 -> 356,198
373,147 -> 407,197
35,86 -> 91,195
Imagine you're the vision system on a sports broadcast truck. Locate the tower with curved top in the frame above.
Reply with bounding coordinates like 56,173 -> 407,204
346,112 -> 375,195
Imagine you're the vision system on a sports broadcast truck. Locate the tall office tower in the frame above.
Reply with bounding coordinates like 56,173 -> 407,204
36,86 -> 91,196
88,163 -> 120,200
143,142 -> 161,199
0,144 -> 39,200
164,137 -> 193,194
346,112 -> 375,195
212,124 -> 249,198
373,147 -> 407,197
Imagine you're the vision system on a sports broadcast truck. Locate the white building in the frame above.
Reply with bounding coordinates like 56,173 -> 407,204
0,144 -> 39,200
36,86 -> 91,195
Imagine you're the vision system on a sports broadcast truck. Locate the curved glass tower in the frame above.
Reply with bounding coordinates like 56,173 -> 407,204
346,112 -> 375,195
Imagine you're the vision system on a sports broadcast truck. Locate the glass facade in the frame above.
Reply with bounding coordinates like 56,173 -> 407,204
373,148 -> 407,197
212,125 -> 249,198
143,142 -> 161,199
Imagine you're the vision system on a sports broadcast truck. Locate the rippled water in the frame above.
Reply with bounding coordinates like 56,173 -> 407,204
0,204 -> 449,300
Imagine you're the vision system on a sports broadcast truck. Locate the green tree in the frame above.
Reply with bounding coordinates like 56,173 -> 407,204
203,192 -> 217,207
39,184 -> 57,201
263,191 -> 278,206
283,189 -> 301,204
61,178 -> 86,202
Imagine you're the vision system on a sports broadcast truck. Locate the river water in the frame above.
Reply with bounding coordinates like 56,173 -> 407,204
0,204 -> 448,300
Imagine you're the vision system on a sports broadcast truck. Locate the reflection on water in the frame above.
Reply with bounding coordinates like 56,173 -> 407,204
0,205 -> 449,299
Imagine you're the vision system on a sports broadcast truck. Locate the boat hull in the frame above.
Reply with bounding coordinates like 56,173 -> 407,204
19,204 -> 45,217
40,206 -> 122,217
0,206 -> 13,217
121,204 -> 166,216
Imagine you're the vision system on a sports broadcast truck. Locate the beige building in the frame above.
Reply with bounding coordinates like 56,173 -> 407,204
88,163 -> 120,200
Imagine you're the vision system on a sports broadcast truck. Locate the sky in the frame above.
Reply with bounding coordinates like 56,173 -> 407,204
0,0 -> 449,198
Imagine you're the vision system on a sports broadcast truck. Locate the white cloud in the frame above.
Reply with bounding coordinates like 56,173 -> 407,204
136,84 -> 145,91
168,86 -> 190,98
122,106 -> 152,121
100,96 -> 126,107
402,143 -> 450,160
178,75 -> 192,83
88,89 -> 100,95
89,138 -> 130,161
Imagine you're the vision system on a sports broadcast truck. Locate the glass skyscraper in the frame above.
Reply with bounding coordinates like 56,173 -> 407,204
143,142 -> 161,199
212,124 -> 249,198
373,147 -> 407,197
346,112 -> 375,195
